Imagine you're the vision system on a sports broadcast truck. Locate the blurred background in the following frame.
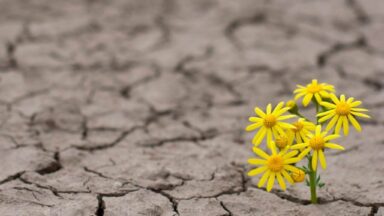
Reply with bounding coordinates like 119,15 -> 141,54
0,0 -> 383,215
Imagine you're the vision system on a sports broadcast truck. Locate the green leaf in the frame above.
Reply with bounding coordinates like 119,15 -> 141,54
305,178 -> 310,186
318,182 -> 325,188
301,166 -> 309,173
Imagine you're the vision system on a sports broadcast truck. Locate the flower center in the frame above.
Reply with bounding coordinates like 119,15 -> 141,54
335,102 -> 350,116
263,114 -> 277,128
267,155 -> 284,172
275,136 -> 288,149
307,84 -> 322,93
309,136 -> 325,150
292,122 -> 304,132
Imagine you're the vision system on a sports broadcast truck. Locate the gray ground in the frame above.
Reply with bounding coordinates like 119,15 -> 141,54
0,0 -> 383,215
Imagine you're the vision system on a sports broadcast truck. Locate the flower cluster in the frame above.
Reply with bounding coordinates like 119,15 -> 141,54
245,79 -> 370,203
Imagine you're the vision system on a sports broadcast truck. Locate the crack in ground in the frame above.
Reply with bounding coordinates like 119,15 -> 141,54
317,36 -> 367,67
138,131 -> 218,148
219,200 -> 233,216
0,171 -> 25,185
95,194 -> 105,216
119,62 -> 161,99
36,151 -> 62,175
173,46 -> 244,105
74,126 -> 141,152
151,15 -> 172,50
174,46 -> 214,78
19,176 -> 91,197
224,12 -> 266,50
346,0 -> 371,24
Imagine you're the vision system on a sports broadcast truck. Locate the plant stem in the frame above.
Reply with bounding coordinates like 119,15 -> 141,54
308,158 -> 318,204
310,101 -> 319,204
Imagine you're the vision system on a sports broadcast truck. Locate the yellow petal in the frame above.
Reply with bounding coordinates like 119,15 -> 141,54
319,90 -> 330,98
340,94 -> 346,102
284,157 -> 301,164
303,93 -> 313,107
274,107 -> 291,117
252,127 -> 267,145
295,133 -> 302,144
258,170 -> 270,188
277,115 -> 296,120
324,134 -> 340,141
315,125 -> 322,135
248,158 -> 267,165
278,122 -> 296,129
267,172 -> 276,192
284,165 -> 300,173
276,173 -> 286,191
267,129 -> 273,149
347,97 -> 354,103
342,116 -> 349,136
249,117 -> 262,122
248,166 -> 268,176
294,92 -> 306,100
330,94 -> 339,104
282,170 -> 294,184
275,125 -> 286,136
252,147 -> 270,160
245,122 -> 263,131
266,104 -> 272,114
298,147 -> 311,158
348,114 -> 362,132
335,116 -> 343,134
272,102 -> 284,115
272,128 -> 279,139
290,143 -> 308,150
317,110 -> 334,117
312,150 -> 318,171
254,107 -> 266,117
282,150 -> 299,159
314,93 -> 322,103
318,150 -> 327,170
320,102 -> 336,109
319,113 -> 335,123
351,108 -> 369,112
351,112 -> 371,119
324,143 -> 345,150
326,115 -> 339,132
350,101 -> 362,107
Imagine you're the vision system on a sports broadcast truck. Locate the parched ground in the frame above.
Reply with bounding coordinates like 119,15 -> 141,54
0,0 -> 383,215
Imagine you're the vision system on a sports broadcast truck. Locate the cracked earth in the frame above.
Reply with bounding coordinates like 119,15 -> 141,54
0,0 -> 384,215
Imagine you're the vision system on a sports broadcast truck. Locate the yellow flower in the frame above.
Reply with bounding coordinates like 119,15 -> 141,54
291,169 -> 306,183
318,94 -> 370,135
291,125 -> 344,171
286,100 -> 296,109
248,146 -> 302,192
246,102 -> 296,147
289,118 -> 316,144
275,133 -> 294,150
294,79 -> 335,107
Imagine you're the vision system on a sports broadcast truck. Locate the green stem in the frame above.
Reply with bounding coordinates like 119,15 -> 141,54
308,159 -> 318,204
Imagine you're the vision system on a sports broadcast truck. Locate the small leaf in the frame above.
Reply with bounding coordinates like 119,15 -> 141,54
305,178 -> 310,186
301,166 -> 309,173
316,175 -> 321,184
318,182 -> 325,188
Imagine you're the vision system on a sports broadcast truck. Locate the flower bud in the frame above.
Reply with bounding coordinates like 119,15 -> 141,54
291,169 -> 306,183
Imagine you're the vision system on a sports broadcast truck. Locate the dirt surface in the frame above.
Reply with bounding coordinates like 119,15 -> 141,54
0,0 -> 383,215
